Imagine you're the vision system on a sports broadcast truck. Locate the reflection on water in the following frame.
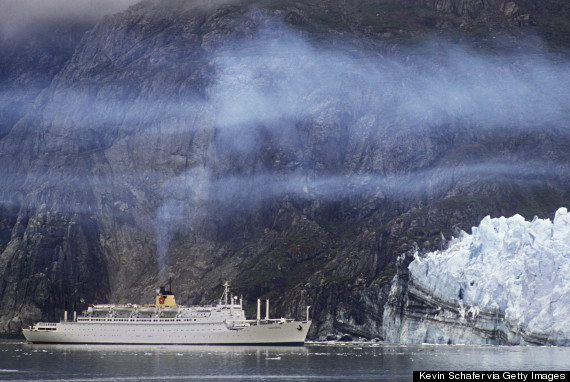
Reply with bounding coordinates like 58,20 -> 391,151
1,340 -> 569,381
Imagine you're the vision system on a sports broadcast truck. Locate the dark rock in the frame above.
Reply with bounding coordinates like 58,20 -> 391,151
339,333 -> 353,342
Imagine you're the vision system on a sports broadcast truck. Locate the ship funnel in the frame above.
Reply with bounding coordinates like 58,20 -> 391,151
155,286 -> 176,307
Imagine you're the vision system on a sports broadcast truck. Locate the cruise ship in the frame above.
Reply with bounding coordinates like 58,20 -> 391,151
23,283 -> 311,345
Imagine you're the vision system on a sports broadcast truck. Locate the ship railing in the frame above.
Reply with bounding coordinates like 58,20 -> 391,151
36,322 -> 57,327
233,318 -> 296,326
74,317 -> 206,323
31,322 -> 58,331
224,318 -> 298,329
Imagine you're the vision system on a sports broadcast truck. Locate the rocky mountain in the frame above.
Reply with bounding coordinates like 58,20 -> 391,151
0,0 -> 568,339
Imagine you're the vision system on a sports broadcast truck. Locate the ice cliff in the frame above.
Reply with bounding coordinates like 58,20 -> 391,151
383,207 -> 570,346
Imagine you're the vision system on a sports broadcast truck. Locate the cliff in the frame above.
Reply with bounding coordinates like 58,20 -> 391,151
0,0 -> 568,339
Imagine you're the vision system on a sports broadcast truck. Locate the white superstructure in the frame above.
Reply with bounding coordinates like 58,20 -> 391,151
23,283 -> 311,345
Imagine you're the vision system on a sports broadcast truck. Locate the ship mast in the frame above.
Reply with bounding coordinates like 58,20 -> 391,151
223,281 -> 229,306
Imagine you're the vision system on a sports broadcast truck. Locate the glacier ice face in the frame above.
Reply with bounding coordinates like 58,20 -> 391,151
383,207 -> 570,345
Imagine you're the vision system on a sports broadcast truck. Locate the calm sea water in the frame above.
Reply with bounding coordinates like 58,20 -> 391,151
1,340 -> 569,381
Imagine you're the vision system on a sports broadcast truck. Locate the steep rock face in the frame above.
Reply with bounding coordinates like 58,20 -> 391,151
0,0 -> 569,338
398,0 -> 570,45
402,0 -> 568,22
0,21 -> 105,334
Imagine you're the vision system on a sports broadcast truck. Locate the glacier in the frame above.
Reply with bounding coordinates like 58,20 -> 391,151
383,207 -> 570,346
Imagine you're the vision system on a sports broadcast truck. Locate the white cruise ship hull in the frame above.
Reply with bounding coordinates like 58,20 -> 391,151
23,320 -> 311,345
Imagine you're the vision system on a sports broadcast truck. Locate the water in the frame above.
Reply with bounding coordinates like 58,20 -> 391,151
1,340 -> 569,381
